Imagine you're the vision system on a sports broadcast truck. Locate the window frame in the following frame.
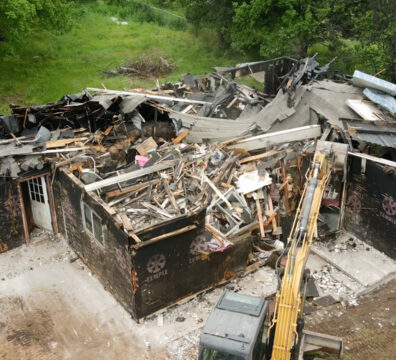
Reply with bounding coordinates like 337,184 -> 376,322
28,177 -> 46,204
81,202 -> 105,246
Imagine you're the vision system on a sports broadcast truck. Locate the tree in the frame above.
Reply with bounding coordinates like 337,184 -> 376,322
231,0 -> 348,58
347,0 -> 396,81
180,0 -> 243,46
0,0 -> 76,45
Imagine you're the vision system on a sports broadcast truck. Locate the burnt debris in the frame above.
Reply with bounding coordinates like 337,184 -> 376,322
0,56 -> 395,318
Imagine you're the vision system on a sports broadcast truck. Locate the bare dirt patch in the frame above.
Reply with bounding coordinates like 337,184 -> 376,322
305,280 -> 396,359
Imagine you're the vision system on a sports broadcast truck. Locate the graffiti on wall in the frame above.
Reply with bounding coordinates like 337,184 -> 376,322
189,234 -> 208,264
347,191 -> 362,213
144,253 -> 168,283
380,195 -> 396,225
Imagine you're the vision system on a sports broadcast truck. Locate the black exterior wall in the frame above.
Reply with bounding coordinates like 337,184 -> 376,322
53,169 -> 135,314
132,211 -> 252,319
53,169 -> 253,320
344,156 -> 396,259
0,179 -> 24,252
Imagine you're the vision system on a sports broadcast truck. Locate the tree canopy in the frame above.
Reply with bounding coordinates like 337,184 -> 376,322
0,0 -> 76,45
180,0 -> 396,80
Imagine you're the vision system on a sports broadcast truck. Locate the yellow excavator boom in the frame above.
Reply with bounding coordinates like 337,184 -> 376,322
268,150 -> 332,360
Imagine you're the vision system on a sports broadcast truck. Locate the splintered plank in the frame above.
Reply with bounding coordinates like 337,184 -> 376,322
45,137 -> 88,149
172,130 -> 189,144
106,179 -> 160,199
120,214 -> 134,232
84,160 -> 175,192
133,225 -> 197,249
162,179 -> 180,214
240,150 -> 280,164
136,137 -> 158,155
227,125 -> 322,151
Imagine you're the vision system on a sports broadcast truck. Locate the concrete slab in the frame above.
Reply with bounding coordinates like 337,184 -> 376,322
311,233 -> 396,294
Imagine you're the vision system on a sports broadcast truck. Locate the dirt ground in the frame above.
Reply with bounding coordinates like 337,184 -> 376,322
0,230 -> 394,360
0,231 -> 278,360
305,279 -> 396,360
0,232 -> 166,360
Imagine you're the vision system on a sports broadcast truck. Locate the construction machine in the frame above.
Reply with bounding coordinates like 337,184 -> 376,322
199,141 -> 348,360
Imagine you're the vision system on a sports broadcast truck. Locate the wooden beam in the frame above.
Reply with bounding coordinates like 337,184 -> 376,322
256,198 -> 265,238
227,125 -> 322,152
348,151 -> 396,168
162,179 -> 180,214
133,225 -> 197,249
268,194 -> 278,233
84,160 -> 175,192
106,179 -> 160,198
172,129 -> 189,144
120,214 -> 134,232
45,137 -> 88,149
129,231 -> 142,243
86,88 -> 211,105
282,160 -> 290,214
203,175 -> 233,210
240,149 -> 280,164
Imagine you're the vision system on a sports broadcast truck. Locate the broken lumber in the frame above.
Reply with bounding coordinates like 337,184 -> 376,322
133,225 -> 197,249
162,179 -> 180,214
348,151 -> 396,168
227,125 -> 322,151
84,160 -> 175,192
256,198 -> 265,238
45,137 -> 88,149
172,129 -> 189,144
106,179 -> 160,198
240,149 -> 280,164
86,88 -> 211,105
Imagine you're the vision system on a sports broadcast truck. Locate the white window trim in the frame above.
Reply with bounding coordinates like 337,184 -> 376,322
81,201 -> 105,247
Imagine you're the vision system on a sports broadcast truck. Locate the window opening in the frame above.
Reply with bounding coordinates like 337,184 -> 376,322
82,202 -> 104,245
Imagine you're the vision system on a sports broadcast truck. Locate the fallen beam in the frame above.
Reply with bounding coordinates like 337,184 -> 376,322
240,149 -> 280,164
227,125 -> 322,152
84,160 -> 175,192
86,88 -> 211,105
348,151 -> 396,168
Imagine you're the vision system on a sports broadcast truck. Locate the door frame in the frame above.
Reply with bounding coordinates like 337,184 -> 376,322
17,172 -> 58,243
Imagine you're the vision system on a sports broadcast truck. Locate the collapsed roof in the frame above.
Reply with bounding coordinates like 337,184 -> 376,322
0,55 -> 395,182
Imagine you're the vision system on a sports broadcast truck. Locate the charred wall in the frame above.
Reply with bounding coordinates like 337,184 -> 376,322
53,169 -> 135,314
344,157 -> 396,259
0,179 -> 24,253
54,170 -> 253,320
132,210 -> 252,319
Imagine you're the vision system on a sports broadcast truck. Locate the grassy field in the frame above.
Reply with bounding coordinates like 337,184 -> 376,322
0,5 -> 249,114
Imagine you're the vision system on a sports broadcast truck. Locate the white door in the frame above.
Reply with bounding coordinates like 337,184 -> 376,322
28,176 -> 52,231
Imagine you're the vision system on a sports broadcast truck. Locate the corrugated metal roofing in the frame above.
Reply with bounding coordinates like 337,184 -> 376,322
344,120 -> 396,148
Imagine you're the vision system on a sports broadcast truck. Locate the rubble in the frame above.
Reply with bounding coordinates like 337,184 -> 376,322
105,55 -> 179,78
0,56 -> 396,322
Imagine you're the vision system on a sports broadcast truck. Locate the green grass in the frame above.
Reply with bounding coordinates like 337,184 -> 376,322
0,7 -> 248,114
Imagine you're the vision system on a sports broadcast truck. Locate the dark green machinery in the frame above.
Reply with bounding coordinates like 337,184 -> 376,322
199,291 -> 270,360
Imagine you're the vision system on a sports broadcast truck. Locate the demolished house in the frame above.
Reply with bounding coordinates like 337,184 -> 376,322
0,56 -> 395,320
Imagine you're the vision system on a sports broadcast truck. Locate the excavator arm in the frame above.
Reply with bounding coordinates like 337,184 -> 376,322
267,142 -> 346,360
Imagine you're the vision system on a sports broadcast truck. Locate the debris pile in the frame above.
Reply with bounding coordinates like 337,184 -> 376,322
105,55 -> 179,78
80,134 -> 312,249
0,55 -> 395,275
